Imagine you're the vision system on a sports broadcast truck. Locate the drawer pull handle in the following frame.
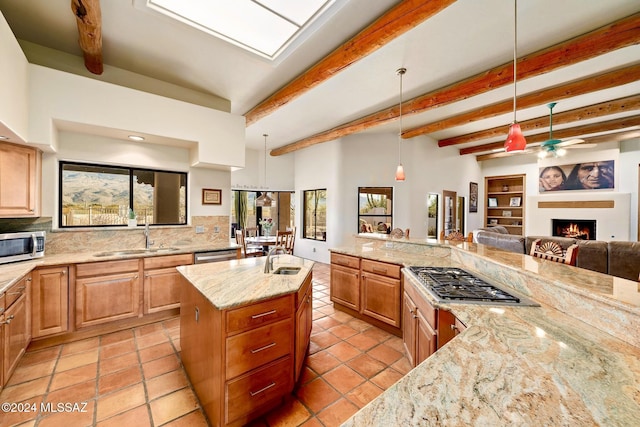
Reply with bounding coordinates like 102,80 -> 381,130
251,309 -> 276,319
250,382 -> 276,397
8,286 -> 25,295
250,342 -> 276,354
372,267 -> 387,274
3,314 -> 15,324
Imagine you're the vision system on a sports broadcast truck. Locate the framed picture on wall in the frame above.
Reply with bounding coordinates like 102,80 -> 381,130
488,197 -> 498,207
469,182 -> 478,213
202,188 -> 222,205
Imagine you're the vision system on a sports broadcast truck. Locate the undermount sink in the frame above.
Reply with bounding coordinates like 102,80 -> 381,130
93,247 -> 180,257
272,266 -> 301,275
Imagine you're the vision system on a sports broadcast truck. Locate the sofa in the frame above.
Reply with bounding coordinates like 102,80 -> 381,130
474,227 -> 640,281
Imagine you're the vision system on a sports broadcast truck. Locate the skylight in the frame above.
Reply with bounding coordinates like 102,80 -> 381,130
147,0 -> 335,60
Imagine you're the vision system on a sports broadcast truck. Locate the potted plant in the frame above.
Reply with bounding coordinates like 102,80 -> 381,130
128,208 -> 137,227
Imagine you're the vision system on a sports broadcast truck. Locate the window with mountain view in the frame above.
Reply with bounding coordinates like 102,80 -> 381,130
60,162 -> 187,227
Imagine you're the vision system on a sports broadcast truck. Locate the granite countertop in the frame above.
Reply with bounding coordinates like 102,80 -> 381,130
177,254 -> 314,310
332,236 -> 640,426
0,242 -> 240,295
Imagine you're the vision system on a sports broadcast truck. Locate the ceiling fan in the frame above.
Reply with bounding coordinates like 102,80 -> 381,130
535,102 -> 586,159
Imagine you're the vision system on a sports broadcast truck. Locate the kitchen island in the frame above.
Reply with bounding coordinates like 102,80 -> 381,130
335,234 -> 640,426
176,254 -> 314,427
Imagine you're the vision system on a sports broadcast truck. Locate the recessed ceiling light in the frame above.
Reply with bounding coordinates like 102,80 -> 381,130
0,136 -> 9,140
128,135 -> 145,141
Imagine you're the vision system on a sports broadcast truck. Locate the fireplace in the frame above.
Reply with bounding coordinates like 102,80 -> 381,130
552,219 -> 596,240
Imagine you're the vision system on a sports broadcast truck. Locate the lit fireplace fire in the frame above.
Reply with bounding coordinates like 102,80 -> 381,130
552,219 -> 596,240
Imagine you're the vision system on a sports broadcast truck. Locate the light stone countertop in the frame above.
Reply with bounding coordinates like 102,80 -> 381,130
332,236 -> 640,426
176,254 -> 314,310
0,242 -> 240,295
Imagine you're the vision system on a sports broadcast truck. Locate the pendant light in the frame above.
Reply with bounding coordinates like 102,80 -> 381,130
504,0 -> 527,152
395,67 -> 407,181
255,133 -> 275,207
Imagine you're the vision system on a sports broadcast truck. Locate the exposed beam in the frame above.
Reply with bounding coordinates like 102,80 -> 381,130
71,0 -> 103,74
271,13 -> 640,156
463,115 -> 640,157
244,0 -> 457,126
476,129 -> 640,161
439,93 -> 640,147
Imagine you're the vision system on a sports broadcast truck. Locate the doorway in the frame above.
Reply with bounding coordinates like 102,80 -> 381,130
442,190 -> 457,236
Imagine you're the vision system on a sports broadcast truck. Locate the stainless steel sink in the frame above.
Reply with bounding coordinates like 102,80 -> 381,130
272,266 -> 301,275
93,248 -> 180,257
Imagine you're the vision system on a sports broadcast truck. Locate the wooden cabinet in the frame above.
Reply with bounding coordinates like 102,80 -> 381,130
143,253 -> 193,314
330,254 -> 360,311
181,272 -> 309,426
295,273 -> 312,382
361,259 -> 401,328
0,142 -> 41,217
330,253 -> 402,333
2,273 -> 31,386
75,259 -> 142,328
484,174 -> 525,235
31,266 -> 69,338
403,278 -> 460,368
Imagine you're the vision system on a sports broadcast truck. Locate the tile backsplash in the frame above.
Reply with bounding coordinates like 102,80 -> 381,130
0,216 -> 230,254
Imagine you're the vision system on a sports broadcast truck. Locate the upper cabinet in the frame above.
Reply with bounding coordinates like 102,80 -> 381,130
0,142 -> 41,217
484,174 -> 526,235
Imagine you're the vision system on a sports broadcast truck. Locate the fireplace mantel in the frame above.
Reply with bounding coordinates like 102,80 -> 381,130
527,192 -> 630,240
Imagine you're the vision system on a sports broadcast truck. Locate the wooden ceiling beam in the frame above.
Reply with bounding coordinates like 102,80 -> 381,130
439,93 -> 640,147
71,0 -> 103,75
271,13 -> 640,156
462,115 -> 640,157
244,0 -> 457,126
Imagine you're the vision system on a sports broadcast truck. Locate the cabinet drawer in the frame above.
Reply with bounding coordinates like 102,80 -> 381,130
226,318 -> 292,379
295,273 -> 312,307
0,292 -> 5,314
405,279 -> 437,330
76,259 -> 139,277
361,259 -> 401,279
226,356 -> 293,424
143,253 -> 193,270
226,295 -> 293,334
5,275 -> 29,308
331,253 -> 360,269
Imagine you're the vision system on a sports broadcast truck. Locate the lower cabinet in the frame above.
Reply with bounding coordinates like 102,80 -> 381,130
75,259 -> 142,328
2,273 -> 31,387
331,253 -> 402,332
31,266 -> 69,338
403,278 -> 460,367
143,254 -> 193,314
181,272 -> 312,426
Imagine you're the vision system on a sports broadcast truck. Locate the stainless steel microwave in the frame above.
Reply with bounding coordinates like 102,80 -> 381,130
0,231 -> 45,264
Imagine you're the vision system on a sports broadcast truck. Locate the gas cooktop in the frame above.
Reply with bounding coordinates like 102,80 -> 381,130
407,266 -> 538,306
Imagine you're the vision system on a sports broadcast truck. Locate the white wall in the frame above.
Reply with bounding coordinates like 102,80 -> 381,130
28,65 -> 245,169
0,11 -> 29,142
43,132 -> 232,226
232,147 -> 295,191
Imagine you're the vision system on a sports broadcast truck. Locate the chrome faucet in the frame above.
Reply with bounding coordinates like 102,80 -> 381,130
144,220 -> 154,249
264,245 -> 287,273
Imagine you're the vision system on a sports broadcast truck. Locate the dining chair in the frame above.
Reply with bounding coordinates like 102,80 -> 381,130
235,230 -> 263,258
530,238 -> 578,265
440,230 -> 473,242
244,227 -> 259,238
276,230 -> 295,254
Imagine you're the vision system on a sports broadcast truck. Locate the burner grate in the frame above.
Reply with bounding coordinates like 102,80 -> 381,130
408,267 -> 520,304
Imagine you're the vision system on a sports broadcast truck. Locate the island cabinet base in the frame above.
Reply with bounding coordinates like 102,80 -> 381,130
180,272 -> 312,426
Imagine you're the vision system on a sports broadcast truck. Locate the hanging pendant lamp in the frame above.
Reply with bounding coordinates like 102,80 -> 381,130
395,68 -> 407,181
255,134 -> 275,207
504,0 -> 527,152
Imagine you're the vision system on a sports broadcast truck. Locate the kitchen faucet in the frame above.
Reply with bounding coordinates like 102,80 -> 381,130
144,220 -> 154,249
264,245 -> 286,273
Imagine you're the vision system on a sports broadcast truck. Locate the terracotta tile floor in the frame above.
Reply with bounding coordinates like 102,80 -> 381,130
0,263 -> 409,427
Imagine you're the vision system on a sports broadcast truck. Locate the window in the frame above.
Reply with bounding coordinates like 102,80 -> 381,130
60,162 -> 187,227
303,189 -> 326,241
358,187 -> 392,233
230,190 -> 295,235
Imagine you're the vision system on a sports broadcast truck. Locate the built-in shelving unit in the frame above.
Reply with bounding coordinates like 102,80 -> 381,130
484,174 -> 525,235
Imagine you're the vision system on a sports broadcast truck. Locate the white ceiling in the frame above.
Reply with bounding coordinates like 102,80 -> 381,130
0,0 -> 638,154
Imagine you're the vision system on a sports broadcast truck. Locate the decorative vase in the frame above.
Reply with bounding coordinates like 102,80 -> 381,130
263,228 -> 272,237
128,219 -> 137,227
